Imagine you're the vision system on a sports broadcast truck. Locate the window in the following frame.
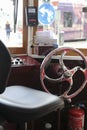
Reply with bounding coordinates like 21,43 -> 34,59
0,0 -> 28,54
37,0 -> 87,55
64,12 -> 72,27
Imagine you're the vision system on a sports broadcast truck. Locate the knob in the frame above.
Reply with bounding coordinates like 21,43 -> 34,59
45,123 -> 52,129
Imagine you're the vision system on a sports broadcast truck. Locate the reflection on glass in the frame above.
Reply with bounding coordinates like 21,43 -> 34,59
0,0 -> 23,47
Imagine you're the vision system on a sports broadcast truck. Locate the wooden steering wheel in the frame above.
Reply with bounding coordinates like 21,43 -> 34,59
40,47 -> 87,101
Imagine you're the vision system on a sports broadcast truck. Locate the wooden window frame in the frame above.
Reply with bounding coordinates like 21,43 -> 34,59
8,0 -> 87,56
8,0 -> 28,55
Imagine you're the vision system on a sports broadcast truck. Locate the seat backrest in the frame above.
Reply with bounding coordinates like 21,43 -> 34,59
0,40 -> 11,93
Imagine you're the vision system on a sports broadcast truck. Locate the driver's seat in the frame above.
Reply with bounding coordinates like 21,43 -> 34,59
0,41 -> 64,130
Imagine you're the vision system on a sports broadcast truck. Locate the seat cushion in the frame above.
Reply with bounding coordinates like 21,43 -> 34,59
0,85 -> 64,122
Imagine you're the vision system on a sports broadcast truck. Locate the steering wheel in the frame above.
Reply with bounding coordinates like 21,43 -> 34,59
40,47 -> 87,101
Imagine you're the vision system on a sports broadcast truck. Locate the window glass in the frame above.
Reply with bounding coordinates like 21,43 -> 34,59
37,0 -> 87,50
0,0 -> 23,48
64,12 -> 72,27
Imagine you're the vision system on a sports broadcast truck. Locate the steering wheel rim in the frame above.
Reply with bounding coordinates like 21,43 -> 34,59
40,47 -> 87,100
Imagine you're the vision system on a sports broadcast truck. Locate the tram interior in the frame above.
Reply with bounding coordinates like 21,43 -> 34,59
0,0 -> 87,130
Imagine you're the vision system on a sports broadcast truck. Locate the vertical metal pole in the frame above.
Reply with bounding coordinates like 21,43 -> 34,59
14,0 -> 18,33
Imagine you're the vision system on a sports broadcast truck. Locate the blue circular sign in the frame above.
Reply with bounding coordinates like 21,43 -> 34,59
38,3 -> 55,25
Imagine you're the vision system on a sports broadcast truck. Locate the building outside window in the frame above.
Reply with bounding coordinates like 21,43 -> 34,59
37,0 -> 87,49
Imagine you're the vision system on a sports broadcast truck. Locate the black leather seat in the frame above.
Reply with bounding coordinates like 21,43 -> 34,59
0,41 -> 64,129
